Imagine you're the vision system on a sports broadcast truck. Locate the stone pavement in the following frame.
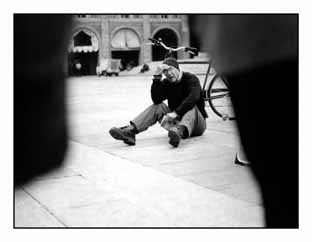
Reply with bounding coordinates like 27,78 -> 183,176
14,73 -> 264,227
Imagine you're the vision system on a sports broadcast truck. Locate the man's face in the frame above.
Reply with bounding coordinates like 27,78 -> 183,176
163,66 -> 180,83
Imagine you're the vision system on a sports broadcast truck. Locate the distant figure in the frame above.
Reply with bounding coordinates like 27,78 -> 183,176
75,61 -> 82,70
126,61 -> 135,71
109,58 -> 207,148
75,61 -> 82,76
140,63 -> 150,73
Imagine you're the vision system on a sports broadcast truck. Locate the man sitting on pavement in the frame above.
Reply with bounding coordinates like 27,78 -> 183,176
109,57 -> 208,148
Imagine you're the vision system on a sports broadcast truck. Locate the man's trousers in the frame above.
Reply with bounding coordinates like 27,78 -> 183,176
131,103 -> 206,138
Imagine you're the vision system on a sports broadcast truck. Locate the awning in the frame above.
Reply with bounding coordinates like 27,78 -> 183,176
68,29 -> 99,53
71,46 -> 98,53
111,29 -> 140,49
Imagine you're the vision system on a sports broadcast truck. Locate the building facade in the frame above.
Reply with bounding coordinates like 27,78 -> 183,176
68,14 -> 191,75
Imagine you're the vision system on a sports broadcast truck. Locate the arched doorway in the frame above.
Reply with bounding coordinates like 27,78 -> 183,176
111,28 -> 140,71
152,28 -> 178,61
68,29 -> 99,76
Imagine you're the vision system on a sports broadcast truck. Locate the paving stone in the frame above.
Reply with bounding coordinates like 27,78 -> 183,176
23,176 -> 113,210
61,142 -> 264,227
32,166 -> 79,181
14,188 -> 64,227
181,167 -> 261,205
17,141 -> 263,227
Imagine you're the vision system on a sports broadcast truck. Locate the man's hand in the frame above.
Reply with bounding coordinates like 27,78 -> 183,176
155,65 -> 164,76
166,111 -> 179,122
160,112 -> 179,131
155,64 -> 170,75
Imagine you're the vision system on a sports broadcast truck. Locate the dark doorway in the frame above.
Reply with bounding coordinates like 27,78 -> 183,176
68,51 -> 98,76
112,50 -> 139,71
152,28 -> 178,61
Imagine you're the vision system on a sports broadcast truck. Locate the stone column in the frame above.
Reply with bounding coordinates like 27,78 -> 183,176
142,15 -> 152,64
100,16 -> 111,64
180,15 -> 190,59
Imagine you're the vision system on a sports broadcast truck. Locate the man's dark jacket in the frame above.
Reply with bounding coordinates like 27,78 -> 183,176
151,72 -> 208,119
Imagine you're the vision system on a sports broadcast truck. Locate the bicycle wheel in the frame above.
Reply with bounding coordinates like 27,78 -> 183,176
206,75 -> 235,120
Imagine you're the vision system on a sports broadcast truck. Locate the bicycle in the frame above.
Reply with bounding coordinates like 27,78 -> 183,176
148,37 -> 235,120
202,59 -> 235,120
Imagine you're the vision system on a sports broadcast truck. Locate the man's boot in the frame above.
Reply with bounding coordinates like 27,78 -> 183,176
109,125 -> 136,145
168,125 -> 186,147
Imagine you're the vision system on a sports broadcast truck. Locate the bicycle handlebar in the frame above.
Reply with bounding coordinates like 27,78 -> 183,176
148,37 -> 162,45
148,37 -> 198,56
184,47 -> 198,56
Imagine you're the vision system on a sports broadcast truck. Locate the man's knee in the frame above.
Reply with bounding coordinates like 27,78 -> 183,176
153,102 -> 168,109
181,107 -> 206,137
191,125 -> 206,137
153,103 -> 170,115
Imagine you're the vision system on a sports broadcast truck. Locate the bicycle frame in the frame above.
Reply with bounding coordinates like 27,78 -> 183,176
202,60 -> 230,100
202,59 -> 213,93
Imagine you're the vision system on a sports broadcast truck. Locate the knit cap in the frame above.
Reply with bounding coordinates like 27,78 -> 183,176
162,58 -> 179,70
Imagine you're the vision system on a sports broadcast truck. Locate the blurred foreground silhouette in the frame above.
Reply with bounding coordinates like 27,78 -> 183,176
189,14 -> 298,228
14,14 -> 72,186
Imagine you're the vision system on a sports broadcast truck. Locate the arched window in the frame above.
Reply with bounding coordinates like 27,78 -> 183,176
74,31 -> 92,46
111,29 -> 140,49
68,29 -> 99,53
